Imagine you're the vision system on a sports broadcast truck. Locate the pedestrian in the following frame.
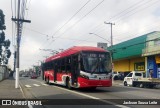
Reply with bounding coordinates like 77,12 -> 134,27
149,69 -> 153,78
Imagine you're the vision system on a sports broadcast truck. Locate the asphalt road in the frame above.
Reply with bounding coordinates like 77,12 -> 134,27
19,77 -> 160,108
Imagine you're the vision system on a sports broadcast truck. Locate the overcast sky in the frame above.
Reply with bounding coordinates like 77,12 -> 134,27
0,0 -> 160,70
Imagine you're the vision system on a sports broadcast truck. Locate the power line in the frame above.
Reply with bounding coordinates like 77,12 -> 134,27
59,0 -> 151,48
90,0 -> 159,45
86,0 -> 156,37
110,0 -> 153,22
51,0 -> 91,38
47,0 -> 105,48
37,0 -> 93,49
81,0 -> 148,36
114,0 -> 160,22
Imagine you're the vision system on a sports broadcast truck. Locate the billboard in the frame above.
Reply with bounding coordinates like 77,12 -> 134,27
97,42 -> 107,50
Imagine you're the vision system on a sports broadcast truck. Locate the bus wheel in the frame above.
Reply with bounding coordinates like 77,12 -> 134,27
124,81 -> 127,86
44,77 -> 47,84
46,77 -> 50,85
66,78 -> 72,89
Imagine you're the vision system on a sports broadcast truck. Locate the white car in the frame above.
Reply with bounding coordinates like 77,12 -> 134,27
123,71 -> 143,86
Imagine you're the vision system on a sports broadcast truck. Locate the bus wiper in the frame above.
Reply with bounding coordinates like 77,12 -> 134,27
91,63 -> 99,74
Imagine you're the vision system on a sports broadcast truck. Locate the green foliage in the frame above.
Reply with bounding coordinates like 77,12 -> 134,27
6,49 -> 11,58
4,39 -> 10,48
0,9 -> 11,65
0,9 -> 6,30
0,31 -> 5,43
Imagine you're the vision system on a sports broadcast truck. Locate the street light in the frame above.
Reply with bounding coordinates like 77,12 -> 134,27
39,48 -> 59,54
39,48 -> 53,51
43,56 -> 49,59
104,22 -> 115,48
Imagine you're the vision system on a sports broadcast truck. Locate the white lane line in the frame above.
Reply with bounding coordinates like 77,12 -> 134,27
52,86 -> 130,108
30,80 -> 130,108
19,83 -> 33,108
19,83 -> 25,98
25,85 -> 32,88
30,80 -> 48,86
33,84 -> 40,87
42,83 -> 49,86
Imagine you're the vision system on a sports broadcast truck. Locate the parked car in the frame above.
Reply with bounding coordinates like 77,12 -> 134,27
113,72 -> 124,80
30,73 -> 37,79
22,74 -> 29,77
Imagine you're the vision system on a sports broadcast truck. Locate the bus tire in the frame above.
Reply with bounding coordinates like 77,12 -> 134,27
46,77 -> 50,85
44,77 -> 47,84
66,78 -> 72,89
124,81 -> 127,86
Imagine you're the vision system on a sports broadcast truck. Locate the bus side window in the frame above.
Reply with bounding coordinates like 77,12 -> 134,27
61,58 -> 66,73
66,56 -> 71,72
57,60 -> 61,72
72,55 -> 79,73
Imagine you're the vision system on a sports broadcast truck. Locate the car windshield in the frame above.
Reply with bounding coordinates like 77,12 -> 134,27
135,73 -> 142,76
81,52 -> 112,74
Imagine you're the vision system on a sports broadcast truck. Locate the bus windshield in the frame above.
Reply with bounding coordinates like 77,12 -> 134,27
81,52 -> 112,74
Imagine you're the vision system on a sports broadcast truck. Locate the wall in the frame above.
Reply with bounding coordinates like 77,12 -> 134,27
0,66 -> 9,81
113,57 -> 145,72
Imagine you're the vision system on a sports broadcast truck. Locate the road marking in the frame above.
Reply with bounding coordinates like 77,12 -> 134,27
25,85 -> 32,88
52,86 -> 130,108
33,84 -> 40,87
30,80 -> 130,107
42,83 -> 48,86
27,79 -> 130,107
19,83 -> 26,98
19,83 -> 33,108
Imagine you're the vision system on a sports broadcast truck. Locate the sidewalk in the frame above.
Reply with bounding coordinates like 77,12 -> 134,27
0,77 -> 28,108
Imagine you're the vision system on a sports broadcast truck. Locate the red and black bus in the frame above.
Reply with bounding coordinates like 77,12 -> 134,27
42,46 -> 112,89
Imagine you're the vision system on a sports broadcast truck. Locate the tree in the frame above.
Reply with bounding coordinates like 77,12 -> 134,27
0,9 -> 11,65
0,9 -> 6,30
0,31 -> 5,43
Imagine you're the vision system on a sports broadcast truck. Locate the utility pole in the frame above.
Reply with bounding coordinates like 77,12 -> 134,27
12,0 -> 31,88
104,22 -> 115,82
104,22 -> 115,48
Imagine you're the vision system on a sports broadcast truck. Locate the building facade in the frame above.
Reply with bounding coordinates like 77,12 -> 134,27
142,31 -> 160,78
108,31 -> 160,78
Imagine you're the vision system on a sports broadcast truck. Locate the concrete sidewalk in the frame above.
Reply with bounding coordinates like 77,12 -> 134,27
0,77 -> 28,108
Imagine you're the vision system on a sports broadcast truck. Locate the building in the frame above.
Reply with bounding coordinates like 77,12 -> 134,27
108,31 -> 160,78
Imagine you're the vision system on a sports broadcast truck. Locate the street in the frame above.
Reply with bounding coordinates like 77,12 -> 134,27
19,77 -> 160,108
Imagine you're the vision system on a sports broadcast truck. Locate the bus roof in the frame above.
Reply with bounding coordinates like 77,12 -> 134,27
45,46 -> 108,63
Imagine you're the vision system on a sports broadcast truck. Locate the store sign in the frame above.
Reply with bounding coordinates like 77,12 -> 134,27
155,55 -> 160,64
97,42 -> 107,49
134,62 -> 145,71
